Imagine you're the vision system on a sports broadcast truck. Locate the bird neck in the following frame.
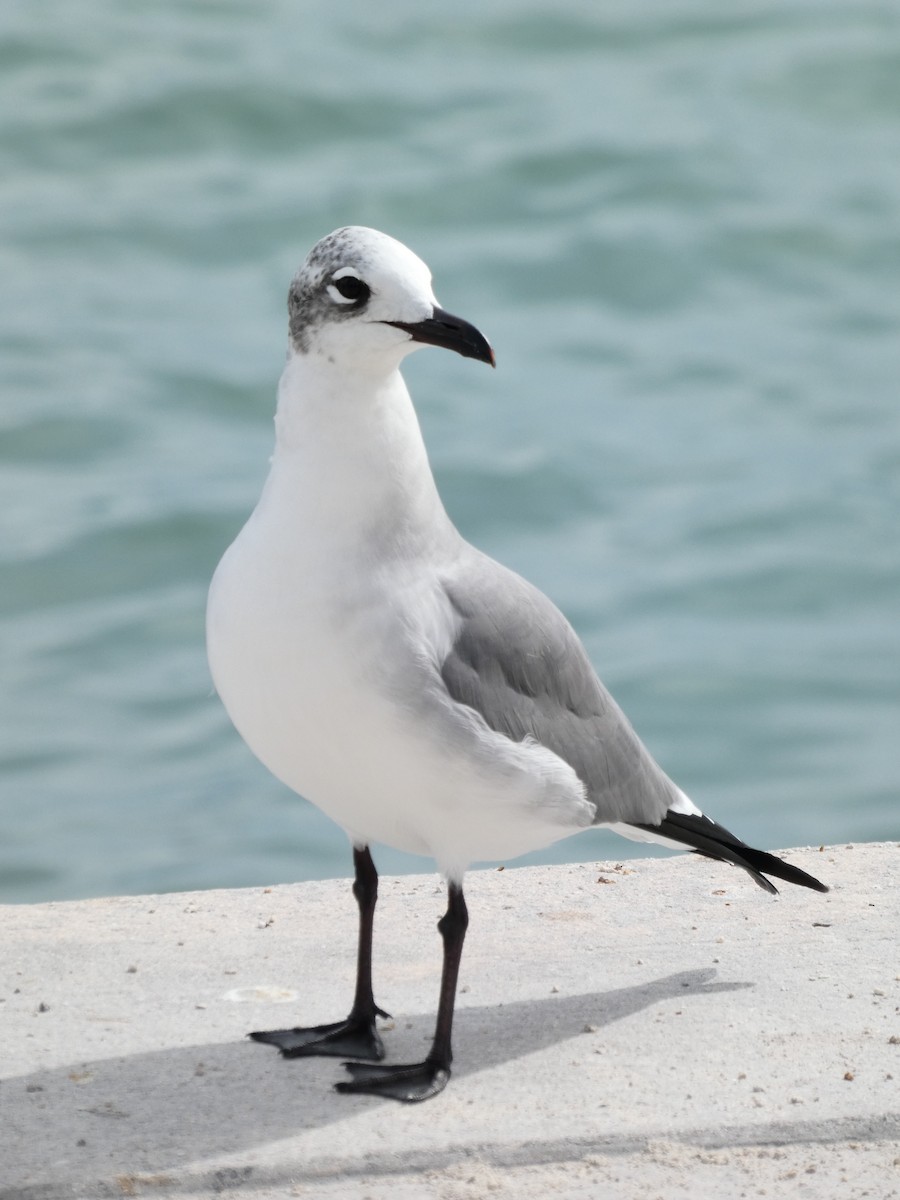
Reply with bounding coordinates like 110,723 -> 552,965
262,351 -> 457,561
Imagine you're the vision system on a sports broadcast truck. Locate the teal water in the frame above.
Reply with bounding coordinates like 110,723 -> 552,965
2,1 -> 898,904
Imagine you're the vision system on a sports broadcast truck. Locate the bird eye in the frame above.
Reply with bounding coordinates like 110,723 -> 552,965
327,273 -> 370,305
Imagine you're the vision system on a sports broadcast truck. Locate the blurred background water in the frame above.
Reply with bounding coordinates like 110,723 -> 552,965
1,0 -> 898,904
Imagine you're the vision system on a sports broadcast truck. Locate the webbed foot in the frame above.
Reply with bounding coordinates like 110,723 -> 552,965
250,1007 -> 390,1060
335,1057 -> 449,1102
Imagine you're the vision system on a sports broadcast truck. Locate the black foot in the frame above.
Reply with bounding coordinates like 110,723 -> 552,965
335,1058 -> 450,1103
250,1009 -> 390,1061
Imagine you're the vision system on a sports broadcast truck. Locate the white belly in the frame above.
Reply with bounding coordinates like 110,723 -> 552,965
207,512 -> 592,878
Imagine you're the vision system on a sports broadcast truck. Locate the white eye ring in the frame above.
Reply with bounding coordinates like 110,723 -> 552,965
327,268 -> 368,305
327,282 -> 358,305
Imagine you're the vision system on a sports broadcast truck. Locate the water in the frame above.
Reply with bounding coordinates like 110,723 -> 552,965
2,1 -> 898,904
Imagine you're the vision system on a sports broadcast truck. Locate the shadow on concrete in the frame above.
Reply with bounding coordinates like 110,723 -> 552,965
2,967 -> 742,1197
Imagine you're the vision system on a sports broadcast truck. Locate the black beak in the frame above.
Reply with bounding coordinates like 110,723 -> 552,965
385,306 -> 495,367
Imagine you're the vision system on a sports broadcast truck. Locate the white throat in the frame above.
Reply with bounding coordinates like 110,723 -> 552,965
259,350 -> 458,568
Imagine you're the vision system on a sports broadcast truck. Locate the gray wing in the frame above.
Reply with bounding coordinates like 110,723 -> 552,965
440,552 -> 679,825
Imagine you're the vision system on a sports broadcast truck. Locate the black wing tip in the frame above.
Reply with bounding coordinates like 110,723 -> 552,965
785,864 -> 830,894
737,852 -> 830,895
632,811 -> 829,895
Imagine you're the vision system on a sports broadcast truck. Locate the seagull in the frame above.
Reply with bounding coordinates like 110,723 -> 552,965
206,226 -> 827,1103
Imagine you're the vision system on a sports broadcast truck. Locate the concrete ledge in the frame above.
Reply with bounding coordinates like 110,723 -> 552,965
2,843 -> 898,1199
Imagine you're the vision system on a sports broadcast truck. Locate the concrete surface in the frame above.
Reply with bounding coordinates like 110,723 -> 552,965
1,843 -> 898,1199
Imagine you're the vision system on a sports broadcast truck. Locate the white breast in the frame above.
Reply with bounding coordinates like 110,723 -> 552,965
206,357 -> 592,878
208,515 -> 589,875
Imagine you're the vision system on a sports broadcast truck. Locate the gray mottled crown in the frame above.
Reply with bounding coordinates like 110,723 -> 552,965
304,227 -> 372,279
287,228 -> 375,353
284,226 -> 435,356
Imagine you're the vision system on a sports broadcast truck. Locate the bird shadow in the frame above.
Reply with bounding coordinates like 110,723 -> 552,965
0,968 -> 744,1199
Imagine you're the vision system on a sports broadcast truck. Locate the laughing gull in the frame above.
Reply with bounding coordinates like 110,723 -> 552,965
206,226 -> 827,1103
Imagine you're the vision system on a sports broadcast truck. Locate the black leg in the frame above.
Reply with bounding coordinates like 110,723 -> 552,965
250,846 -> 390,1061
337,880 -> 469,1102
